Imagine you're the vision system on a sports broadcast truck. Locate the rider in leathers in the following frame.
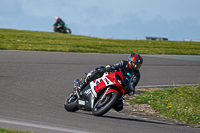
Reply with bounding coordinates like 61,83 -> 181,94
79,53 -> 143,112
54,16 -> 66,32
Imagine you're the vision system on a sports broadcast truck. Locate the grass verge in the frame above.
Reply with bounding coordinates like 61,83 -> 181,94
130,85 -> 200,125
0,128 -> 33,133
0,28 -> 200,55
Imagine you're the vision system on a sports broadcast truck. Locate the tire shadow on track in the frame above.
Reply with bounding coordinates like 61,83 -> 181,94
68,110 -> 173,126
67,110 -> 200,128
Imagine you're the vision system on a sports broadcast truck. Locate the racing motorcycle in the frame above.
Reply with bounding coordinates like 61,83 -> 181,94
54,24 -> 71,34
64,68 -> 134,116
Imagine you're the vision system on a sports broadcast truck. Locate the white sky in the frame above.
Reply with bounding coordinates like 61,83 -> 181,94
0,0 -> 200,41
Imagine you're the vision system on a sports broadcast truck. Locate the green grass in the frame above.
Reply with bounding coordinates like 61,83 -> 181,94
0,128 -> 33,133
130,85 -> 200,125
0,28 -> 200,55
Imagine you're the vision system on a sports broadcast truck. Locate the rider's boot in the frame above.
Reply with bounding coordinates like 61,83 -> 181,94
113,99 -> 123,112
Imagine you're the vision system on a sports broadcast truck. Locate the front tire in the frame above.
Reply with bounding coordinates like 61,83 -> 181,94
65,28 -> 71,34
64,92 -> 79,112
92,92 -> 119,116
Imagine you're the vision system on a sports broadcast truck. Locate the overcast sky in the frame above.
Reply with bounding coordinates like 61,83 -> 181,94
0,0 -> 200,41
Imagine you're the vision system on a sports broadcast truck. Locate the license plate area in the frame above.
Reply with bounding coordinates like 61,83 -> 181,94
78,100 -> 85,105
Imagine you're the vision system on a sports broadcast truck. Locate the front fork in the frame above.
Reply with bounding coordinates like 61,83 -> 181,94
73,79 -> 81,98
99,87 -> 110,101
100,87 -> 121,102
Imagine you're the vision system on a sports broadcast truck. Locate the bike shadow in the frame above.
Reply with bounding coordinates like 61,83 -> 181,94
102,114 -> 171,126
75,110 -> 175,126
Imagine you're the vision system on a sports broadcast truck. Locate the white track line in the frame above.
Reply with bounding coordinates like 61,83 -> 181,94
0,118 -> 93,133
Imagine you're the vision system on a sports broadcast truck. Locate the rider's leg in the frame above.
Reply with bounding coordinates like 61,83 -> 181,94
79,68 -> 105,90
113,99 -> 123,112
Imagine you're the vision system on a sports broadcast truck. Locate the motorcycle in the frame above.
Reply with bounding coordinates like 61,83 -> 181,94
64,68 -> 134,116
54,24 -> 71,34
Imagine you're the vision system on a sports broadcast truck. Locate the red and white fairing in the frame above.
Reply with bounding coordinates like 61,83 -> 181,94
89,73 -> 113,98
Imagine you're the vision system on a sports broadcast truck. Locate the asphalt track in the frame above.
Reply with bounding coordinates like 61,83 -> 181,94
0,50 -> 200,133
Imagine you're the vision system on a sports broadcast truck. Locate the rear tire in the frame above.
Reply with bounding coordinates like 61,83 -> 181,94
64,92 -> 79,112
92,92 -> 119,116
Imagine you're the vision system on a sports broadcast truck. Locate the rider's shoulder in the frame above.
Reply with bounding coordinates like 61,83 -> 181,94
120,60 -> 128,65
114,60 -> 127,67
118,60 -> 127,63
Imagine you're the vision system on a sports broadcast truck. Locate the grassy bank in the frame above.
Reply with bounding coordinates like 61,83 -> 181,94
0,128 -> 33,133
0,28 -> 200,55
130,85 -> 200,125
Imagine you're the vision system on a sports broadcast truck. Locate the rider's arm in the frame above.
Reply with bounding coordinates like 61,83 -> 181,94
128,70 -> 140,96
110,60 -> 127,70
58,19 -> 65,26
132,70 -> 140,88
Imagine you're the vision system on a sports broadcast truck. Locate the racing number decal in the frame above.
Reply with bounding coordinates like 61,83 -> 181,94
90,74 -> 114,98
102,77 -> 113,86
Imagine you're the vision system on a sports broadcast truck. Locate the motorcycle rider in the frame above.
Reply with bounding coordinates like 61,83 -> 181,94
79,53 -> 143,112
54,16 -> 66,32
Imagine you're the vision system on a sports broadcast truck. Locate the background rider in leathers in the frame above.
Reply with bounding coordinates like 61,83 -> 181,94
54,16 -> 66,32
79,53 -> 143,112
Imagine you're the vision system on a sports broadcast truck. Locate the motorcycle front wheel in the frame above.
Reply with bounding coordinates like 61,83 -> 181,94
65,28 -> 71,34
92,92 -> 119,116
64,92 -> 79,112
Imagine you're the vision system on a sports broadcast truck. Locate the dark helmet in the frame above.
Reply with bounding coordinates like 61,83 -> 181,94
127,53 -> 143,70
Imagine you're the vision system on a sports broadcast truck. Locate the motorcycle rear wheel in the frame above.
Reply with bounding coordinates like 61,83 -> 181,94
92,92 -> 119,116
64,92 -> 79,112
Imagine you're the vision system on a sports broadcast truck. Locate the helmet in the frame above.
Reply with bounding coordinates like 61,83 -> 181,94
127,53 -> 143,70
55,16 -> 59,20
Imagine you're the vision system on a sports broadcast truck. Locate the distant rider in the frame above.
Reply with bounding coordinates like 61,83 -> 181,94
79,53 -> 143,112
54,16 -> 66,32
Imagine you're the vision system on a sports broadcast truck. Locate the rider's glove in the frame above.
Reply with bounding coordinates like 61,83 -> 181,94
95,66 -> 105,70
56,25 -> 60,28
105,65 -> 114,72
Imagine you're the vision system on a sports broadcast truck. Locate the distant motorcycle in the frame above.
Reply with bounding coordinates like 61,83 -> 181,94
54,24 -> 71,34
64,68 -> 134,116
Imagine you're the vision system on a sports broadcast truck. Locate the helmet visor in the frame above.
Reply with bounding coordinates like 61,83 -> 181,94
132,62 -> 142,70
